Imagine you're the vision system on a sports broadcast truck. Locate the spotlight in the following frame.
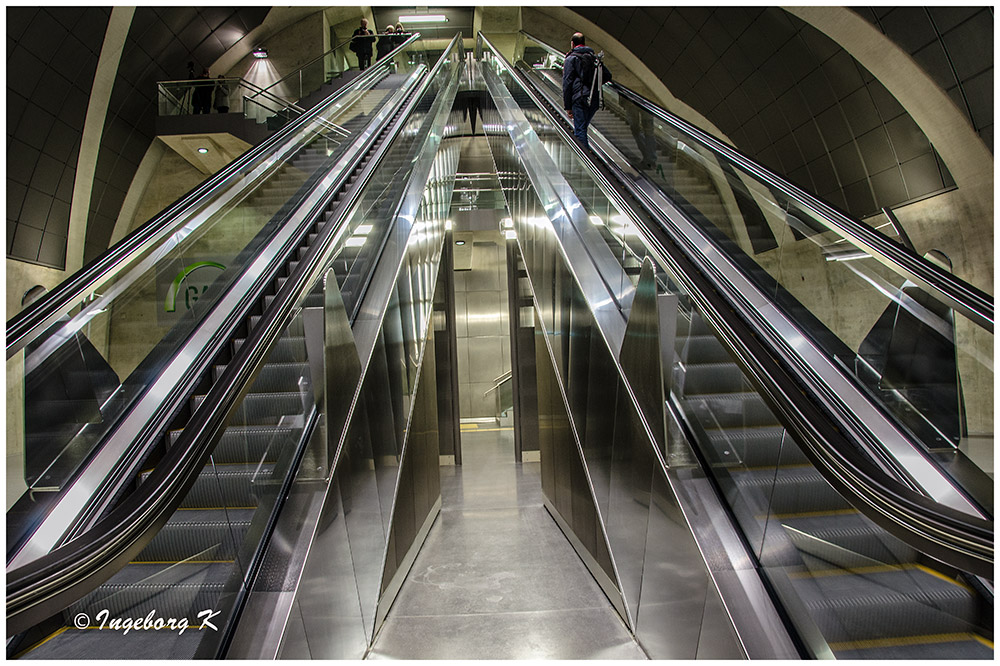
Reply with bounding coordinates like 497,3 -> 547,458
252,47 -> 268,59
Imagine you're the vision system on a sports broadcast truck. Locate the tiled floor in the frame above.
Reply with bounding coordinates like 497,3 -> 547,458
367,427 -> 646,660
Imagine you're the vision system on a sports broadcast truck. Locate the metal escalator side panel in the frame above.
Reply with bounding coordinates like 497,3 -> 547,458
4,68 -> 433,643
220,38 -> 465,658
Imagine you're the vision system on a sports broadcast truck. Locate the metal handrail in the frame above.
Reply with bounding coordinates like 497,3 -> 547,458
7,32 -> 422,359
5,33 -> 456,639
518,30 -> 993,333
483,370 -> 512,397
481,33 -> 992,577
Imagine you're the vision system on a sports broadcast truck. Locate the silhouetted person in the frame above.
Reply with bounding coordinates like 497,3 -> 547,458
351,18 -> 374,71
213,75 -> 230,113
192,69 -> 212,114
393,22 -> 408,47
377,25 -> 395,61
562,32 -> 611,149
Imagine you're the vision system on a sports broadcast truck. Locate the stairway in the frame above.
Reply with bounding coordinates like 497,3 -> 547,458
673,308 -> 993,659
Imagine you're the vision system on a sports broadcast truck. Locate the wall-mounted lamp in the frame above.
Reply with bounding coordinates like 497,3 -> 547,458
399,14 -> 448,23
455,240 -> 466,246
252,47 -> 268,59
501,218 -> 514,229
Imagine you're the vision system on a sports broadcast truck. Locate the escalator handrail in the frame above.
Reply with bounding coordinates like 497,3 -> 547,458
208,33 -> 463,657
6,31 -> 423,360
481,34 -> 993,578
6,34 -> 461,640
518,30 -> 993,334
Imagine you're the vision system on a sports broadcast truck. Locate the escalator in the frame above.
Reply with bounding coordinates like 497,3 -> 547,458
481,33 -> 992,659
6,30 -> 993,661
7,34 -> 463,659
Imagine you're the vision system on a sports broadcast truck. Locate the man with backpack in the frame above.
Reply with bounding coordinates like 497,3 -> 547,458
562,32 -> 612,149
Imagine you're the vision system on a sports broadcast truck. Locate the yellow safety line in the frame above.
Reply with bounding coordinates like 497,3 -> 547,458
462,427 -> 514,433
768,508 -> 858,519
914,564 -> 973,590
788,563 -> 906,579
460,423 -> 479,429
972,634 -> 994,649
830,632 -> 988,651
13,626 -> 68,658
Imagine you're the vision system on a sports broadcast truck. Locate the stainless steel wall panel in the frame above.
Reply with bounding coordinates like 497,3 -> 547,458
465,291 -> 503,338
635,470 -> 722,659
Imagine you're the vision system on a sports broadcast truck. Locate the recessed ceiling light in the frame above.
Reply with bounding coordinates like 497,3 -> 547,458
197,147 -> 209,154
399,14 -> 447,23
252,47 -> 268,59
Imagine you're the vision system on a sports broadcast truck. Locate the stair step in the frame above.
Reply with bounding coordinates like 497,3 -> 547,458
232,335 -> 307,363
169,426 -> 300,465
68,562 -> 231,620
681,361 -> 747,394
136,510 -> 254,562
680,391 -> 780,429
192,392 -> 305,426
211,362 -> 309,394
704,426 -> 808,468
143,462 -> 278,509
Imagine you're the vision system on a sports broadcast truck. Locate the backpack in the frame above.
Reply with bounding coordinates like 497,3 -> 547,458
583,51 -> 612,108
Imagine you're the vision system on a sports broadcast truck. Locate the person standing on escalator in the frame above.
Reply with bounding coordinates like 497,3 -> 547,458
351,18 -> 375,71
562,32 -> 612,150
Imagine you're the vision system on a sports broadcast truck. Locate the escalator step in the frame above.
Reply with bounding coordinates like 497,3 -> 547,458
791,568 -> 986,645
136,510 -> 254,563
211,362 -> 309,394
731,466 -> 852,515
67,562 -> 231,621
830,634 -> 992,660
782,513 -> 921,565
168,426 -> 299,465
677,334 -> 733,364
191,392 -> 305,427
681,392 -> 780,428
232,335 -> 307,363
704,425 -> 808,468
681,362 -> 747,394
141,462 -> 277,509
249,314 -> 304,337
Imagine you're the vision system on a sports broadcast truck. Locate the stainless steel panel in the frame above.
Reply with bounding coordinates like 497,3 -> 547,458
465,291 -> 503,337
454,291 -> 469,338
466,336 -> 505,384
453,232 -> 474,269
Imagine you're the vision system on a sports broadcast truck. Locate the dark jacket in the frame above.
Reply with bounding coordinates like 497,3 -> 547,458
351,27 -> 374,55
376,32 -> 395,59
562,45 -> 611,109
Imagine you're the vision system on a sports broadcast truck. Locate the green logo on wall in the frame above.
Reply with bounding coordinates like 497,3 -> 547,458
165,261 -> 226,312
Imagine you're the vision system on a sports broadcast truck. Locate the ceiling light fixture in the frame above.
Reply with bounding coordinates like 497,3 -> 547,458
398,14 -> 448,23
197,147 -> 209,154
252,47 -> 268,59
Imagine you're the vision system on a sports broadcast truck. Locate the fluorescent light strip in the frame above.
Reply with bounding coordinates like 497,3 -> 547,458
399,14 -> 447,23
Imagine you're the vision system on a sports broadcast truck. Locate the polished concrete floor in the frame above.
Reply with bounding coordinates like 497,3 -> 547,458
367,426 -> 647,659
